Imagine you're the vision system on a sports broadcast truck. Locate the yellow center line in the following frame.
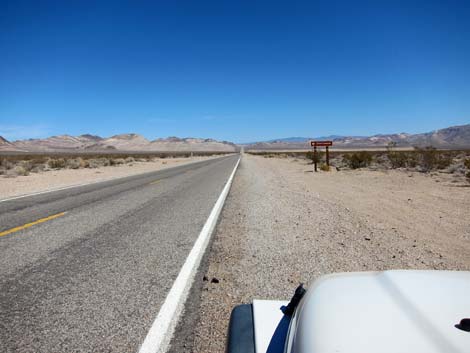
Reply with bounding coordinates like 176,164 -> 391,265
0,212 -> 67,237
149,180 -> 161,185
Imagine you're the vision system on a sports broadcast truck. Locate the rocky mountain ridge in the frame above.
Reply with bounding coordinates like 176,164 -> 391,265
0,133 -> 237,152
244,124 -> 470,150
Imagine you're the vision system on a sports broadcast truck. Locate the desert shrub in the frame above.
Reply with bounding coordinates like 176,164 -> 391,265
343,151 -> 372,169
386,143 -> 403,168
47,158 -> 66,169
386,143 -> 419,168
464,158 -> 470,182
386,143 -> 408,168
1,159 -> 14,170
306,150 -> 323,164
406,153 -> 419,168
389,152 -> 419,168
88,159 -> 100,168
125,157 -> 135,164
18,160 -> 33,172
78,157 -> 89,168
320,163 -> 330,171
30,158 -> 47,171
30,164 -> 45,173
436,153 -> 453,170
464,158 -> 470,170
65,158 -> 81,169
9,165 -> 29,176
110,158 -> 125,166
88,157 -> 110,168
414,147 -> 452,172
388,152 -> 407,168
414,147 -> 437,171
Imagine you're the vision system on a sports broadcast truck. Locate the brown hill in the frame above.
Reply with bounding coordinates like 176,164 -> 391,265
245,124 -> 470,150
5,133 -> 237,152
0,136 -> 23,151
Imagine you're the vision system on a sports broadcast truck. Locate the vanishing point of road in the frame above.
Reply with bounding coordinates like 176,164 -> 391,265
0,155 -> 239,352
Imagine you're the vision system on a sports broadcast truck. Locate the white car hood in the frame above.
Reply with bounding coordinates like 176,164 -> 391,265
287,270 -> 470,353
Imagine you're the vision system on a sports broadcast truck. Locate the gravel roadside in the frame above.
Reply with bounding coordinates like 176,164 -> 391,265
187,154 -> 470,353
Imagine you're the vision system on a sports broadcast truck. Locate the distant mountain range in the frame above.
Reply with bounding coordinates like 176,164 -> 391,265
0,133 -> 237,152
1,124 -> 469,152
243,124 -> 470,150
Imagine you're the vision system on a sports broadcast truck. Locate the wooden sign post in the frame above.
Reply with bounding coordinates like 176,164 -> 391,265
310,140 -> 333,172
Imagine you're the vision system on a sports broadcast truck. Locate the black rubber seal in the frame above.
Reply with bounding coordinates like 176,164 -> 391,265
226,304 -> 255,353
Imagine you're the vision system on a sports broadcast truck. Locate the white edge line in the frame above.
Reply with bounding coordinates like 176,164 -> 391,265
0,155 -> 232,203
138,156 -> 241,353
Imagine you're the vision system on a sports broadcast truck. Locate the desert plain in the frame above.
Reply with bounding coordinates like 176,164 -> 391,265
185,152 -> 470,353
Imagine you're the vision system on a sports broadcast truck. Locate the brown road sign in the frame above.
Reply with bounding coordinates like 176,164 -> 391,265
310,140 -> 333,147
310,140 -> 333,172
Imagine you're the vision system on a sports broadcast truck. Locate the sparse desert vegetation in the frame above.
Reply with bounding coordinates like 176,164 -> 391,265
342,151 -> 373,169
249,147 -> 470,182
0,153 -> 228,200
0,151 -> 230,178
192,153 -> 470,353
463,157 -> 470,181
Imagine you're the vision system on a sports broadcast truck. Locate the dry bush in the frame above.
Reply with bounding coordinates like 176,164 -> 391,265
87,159 -> 100,168
343,151 -> 372,169
47,158 -> 66,169
390,152 -> 418,168
414,147 -> 453,172
65,158 -> 81,169
30,158 -> 48,172
415,147 -> 437,171
320,163 -> 330,171
18,160 -> 33,172
78,157 -> 89,168
1,159 -> 14,170
436,153 -> 453,170
306,151 -> 323,164
463,158 -> 470,170
30,164 -> 45,173
64,157 -> 89,169
386,143 -> 412,168
88,158 -> 110,168
464,158 -> 470,182
8,165 -> 29,176
386,143 -> 419,168
110,158 -> 125,166
125,157 -> 135,164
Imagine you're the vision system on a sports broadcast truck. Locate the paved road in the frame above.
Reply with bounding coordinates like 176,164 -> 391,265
0,155 -> 239,353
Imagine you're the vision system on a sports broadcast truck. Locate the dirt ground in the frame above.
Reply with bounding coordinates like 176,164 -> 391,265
190,154 -> 470,353
0,156 -> 218,200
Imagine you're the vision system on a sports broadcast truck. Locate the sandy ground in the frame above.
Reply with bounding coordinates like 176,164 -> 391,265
190,154 -> 470,352
0,156 -> 219,200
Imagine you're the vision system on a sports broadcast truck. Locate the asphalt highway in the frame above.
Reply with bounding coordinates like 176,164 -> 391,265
0,154 -> 239,353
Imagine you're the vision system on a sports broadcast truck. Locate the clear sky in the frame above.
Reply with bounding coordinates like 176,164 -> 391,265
1,0 -> 469,143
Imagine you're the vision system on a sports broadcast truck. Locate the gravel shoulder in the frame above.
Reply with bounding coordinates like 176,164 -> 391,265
190,154 -> 470,353
0,156 -> 218,200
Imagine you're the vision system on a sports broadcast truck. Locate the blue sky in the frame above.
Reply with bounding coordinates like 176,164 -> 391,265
1,0 -> 469,143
